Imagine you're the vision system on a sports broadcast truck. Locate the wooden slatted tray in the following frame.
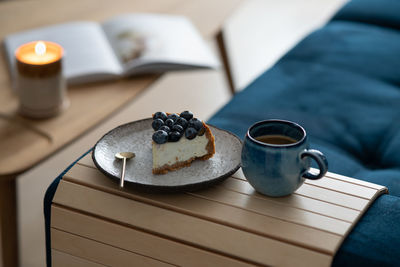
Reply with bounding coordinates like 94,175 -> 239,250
51,153 -> 387,266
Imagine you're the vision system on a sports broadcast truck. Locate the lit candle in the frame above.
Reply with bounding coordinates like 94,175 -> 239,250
15,41 -> 68,118
16,41 -> 62,65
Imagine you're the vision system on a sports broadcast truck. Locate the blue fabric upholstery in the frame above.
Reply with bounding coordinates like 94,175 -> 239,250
208,0 -> 400,265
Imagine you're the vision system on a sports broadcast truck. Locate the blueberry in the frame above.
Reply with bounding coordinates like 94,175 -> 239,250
172,124 -> 184,133
165,118 -> 174,128
152,130 -> 168,144
188,118 -> 203,131
152,118 -> 164,131
180,111 -> 193,121
167,113 -> 179,122
159,125 -> 171,133
169,131 -> 182,142
185,127 -> 197,140
153,112 -> 167,121
198,126 -> 206,136
175,117 -> 188,129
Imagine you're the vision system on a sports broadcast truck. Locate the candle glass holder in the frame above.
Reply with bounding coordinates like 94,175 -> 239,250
15,41 -> 69,119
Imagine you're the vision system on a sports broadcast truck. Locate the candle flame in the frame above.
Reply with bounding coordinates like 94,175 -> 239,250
35,41 -> 46,56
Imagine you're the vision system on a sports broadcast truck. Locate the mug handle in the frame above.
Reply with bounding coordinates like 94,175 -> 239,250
300,149 -> 328,180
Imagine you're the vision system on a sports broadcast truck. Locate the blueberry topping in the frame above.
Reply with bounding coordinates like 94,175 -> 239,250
188,118 -> 203,131
153,112 -> 167,121
185,127 -> 197,140
152,111 -> 205,143
172,124 -> 184,133
180,111 -> 193,121
165,118 -> 174,128
152,130 -> 168,144
175,117 -> 188,129
168,131 -> 182,142
152,118 -> 164,131
198,126 -> 206,136
167,113 -> 179,122
159,125 -> 171,133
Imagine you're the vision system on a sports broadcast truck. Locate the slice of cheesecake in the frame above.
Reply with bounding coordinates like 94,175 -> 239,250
151,111 -> 215,174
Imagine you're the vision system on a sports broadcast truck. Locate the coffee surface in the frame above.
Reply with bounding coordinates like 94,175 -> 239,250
255,134 -> 297,145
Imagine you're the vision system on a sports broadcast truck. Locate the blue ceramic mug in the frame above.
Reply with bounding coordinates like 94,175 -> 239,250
241,120 -> 328,197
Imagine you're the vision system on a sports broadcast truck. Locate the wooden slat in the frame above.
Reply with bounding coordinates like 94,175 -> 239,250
233,167 -> 385,194
78,156 -> 369,211
232,167 -> 373,210
295,183 -> 368,211
230,168 -> 248,180
190,186 -> 350,235
52,228 -> 173,267
304,178 -> 377,199
324,171 -> 387,191
52,249 -> 106,267
77,154 -> 96,168
65,164 -> 342,253
52,180 -> 331,266
52,206 -> 252,267
218,178 -> 359,222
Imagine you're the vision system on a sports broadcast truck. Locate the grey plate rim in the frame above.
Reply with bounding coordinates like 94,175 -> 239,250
92,118 -> 242,193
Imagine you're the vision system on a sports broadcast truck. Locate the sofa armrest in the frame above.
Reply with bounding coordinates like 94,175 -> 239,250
333,194 -> 400,266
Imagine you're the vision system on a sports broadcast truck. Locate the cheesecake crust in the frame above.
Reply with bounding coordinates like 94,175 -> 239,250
152,122 -> 215,174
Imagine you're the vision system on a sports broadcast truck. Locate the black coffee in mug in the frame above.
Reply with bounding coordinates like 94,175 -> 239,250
255,134 -> 297,145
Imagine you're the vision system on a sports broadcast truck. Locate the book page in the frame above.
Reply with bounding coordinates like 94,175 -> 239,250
101,14 -> 219,75
4,22 -> 123,85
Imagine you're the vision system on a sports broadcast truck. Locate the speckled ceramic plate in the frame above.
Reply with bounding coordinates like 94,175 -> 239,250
92,118 -> 242,192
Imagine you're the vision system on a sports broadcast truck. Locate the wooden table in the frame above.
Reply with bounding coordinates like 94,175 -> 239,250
50,153 -> 387,266
0,0 -> 241,265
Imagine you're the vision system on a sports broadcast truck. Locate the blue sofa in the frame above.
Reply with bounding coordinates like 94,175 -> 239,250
45,0 -> 400,265
209,0 -> 400,265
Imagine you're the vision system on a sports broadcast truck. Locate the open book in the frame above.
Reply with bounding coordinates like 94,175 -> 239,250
4,14 -> 219,85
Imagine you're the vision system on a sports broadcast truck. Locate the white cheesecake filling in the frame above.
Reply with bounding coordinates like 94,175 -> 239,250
153,134 -> 209,168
